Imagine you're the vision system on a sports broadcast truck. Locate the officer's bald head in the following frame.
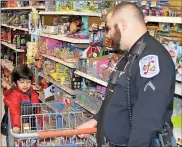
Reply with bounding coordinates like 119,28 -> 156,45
105,2 -> 147,51
112,2 -> 145,24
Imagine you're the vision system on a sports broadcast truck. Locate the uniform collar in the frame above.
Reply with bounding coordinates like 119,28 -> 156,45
129,31 -> 149,55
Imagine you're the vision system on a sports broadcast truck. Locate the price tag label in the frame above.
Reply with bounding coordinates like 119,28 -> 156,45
151,1 -> 157,7
141,0 -> 147,6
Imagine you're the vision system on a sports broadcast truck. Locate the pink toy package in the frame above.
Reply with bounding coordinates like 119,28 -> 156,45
95,59 -> 109,78
46,38 -> 62,56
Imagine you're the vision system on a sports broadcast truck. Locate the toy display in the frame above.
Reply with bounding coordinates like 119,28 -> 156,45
38,37 -> 82,64
29,8 -> 40,35
1,27 -> 29,50
1,11 -> 29,29
176,57 -> 182,82
41,15 -> 88,40
27,42 -> 38,64
1,1 -> 45,8
45,1 -> 102,13
50,63 -> 69,83
140,1 -> 182,17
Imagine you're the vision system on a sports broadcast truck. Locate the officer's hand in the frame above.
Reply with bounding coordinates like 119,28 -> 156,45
13,127 -> 20,133
76,119 -> 97,138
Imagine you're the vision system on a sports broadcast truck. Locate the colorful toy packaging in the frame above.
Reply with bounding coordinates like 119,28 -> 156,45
50,63 -> 69,83
60,1 -> 73,11
45,1 -> 56,11
26,42 -> 38,64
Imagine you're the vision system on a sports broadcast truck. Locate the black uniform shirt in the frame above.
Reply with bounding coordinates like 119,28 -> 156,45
101,32 -> 175,146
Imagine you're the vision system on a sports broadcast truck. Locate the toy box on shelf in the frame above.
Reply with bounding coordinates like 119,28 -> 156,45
139,0 -> 182,17
41,15 -> 89,40
1,27 -> 28,50
147,22 -> 182,82
1,1 -> 45,8
45,1 -> 102,13
38,36 -> 82,64
1,47 -> 25,66
26,42 -> 38,64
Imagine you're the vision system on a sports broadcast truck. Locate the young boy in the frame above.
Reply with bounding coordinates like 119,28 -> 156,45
3,64 -> 39,134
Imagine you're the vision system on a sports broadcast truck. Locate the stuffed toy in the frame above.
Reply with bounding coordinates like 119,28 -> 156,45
69,16 -> 83,34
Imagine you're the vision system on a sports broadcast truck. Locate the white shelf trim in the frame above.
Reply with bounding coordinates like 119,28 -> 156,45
40,54 -> 75,68
1,59 -> 14,72
38,72 -> 77,95
1,6 -> 45,10
39,11 -> 101,17
173,128 -> 182,146
1,41 -> 25,52
74,70 -> 108,87
74,100 -> 97,114
40,33 -> 89,44
145,16 -> 182,24
39,95 -> 58,112
1,24 -> 28,31
175,82 -> 182,96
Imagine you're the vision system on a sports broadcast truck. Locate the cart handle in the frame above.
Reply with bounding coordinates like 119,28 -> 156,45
38,128 -> 97,138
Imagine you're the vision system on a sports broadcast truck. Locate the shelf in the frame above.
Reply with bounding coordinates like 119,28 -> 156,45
1,24 -> 28,31
175,82 -> 182,96
145,16 -> 182,24
1,59 -> 14,72
39,11 -> 101,17
74,100 -> 97,115
173,128 -> 182,146
1,6 -> 45,10
39,95 -> 58,113
40,54 -> 75,68
1,79 -> 11,89
40,33 -> 89,44
38,72 -> 78,95
74,70 -> 108,87
1,41 -> 25,52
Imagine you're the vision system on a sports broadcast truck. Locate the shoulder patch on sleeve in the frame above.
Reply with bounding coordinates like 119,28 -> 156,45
139,55 -> 160,78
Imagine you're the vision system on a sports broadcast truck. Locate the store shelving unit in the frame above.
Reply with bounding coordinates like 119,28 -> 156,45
1,59 -> 14,72
40,54 -> 76,68
145,16 -> 182,24
1,41 -> 25,52
74,99 -> 97,114
38,72 -> 79,96
1,6 -> 45,10
40,33 -> 89,44
175,83 -> 182,96
1,24 -> 28,31
39,95 -> 58,113
39,11 -> 101,17
173,128 -> 182,146
74,70 -> 108,87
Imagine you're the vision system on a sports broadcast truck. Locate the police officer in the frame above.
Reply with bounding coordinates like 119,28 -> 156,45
77,2 -> 176,147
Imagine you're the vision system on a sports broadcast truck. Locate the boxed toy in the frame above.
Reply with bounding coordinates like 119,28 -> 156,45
46,38 -> 62,56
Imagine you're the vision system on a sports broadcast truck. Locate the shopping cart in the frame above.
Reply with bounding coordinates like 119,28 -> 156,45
8,103 -> 98,147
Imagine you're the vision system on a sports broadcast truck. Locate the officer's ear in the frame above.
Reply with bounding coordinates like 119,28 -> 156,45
117,19 -> 127,32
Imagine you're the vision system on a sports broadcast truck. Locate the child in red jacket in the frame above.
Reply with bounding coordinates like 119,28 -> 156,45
4,64 -> 39,134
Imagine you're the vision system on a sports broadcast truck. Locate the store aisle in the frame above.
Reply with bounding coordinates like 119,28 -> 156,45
1,92 -> 6,146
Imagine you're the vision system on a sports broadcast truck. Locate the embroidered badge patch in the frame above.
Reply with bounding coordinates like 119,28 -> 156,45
139,55 -> 160,78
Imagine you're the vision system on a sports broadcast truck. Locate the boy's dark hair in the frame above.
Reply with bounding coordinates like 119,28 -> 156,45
11,64 -> 33,84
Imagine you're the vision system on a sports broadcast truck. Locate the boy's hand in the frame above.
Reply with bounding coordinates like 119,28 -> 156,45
13,127 -> 20,133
